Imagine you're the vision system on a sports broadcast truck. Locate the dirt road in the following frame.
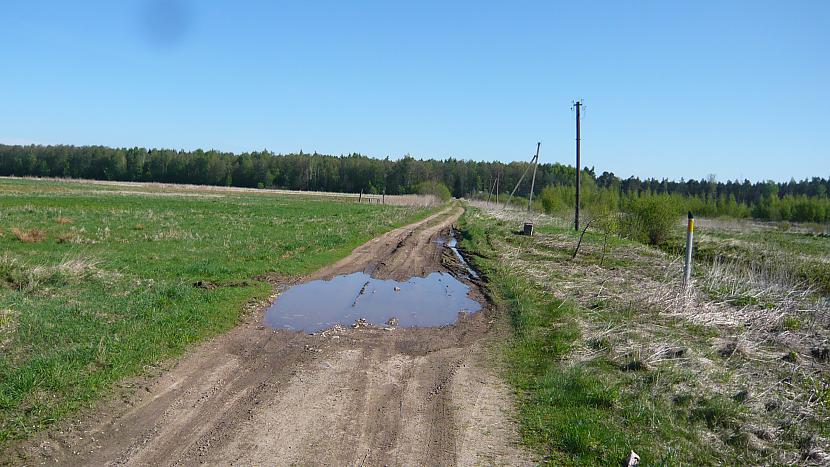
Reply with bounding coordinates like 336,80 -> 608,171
12,206 -> 533,466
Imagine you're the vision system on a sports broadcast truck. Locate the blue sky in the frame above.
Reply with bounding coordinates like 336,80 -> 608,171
1,1 -> 827,182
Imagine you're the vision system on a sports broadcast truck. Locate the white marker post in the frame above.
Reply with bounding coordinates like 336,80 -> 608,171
683,212 -> 694,286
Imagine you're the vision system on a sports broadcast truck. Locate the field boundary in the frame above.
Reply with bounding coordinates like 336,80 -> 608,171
0,176 -> 441,206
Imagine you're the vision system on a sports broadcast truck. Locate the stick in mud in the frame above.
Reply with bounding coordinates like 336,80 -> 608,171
352,281 -> 370,307
571,219 -> 593,260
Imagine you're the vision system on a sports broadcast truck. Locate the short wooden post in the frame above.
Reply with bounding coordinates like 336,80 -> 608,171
683,212 -> 694,286
358,190 -> 362,203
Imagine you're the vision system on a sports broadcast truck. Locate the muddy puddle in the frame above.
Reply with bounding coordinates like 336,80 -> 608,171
447,233 -> 479,279
435,230 -> 479,279
265,271 -> 481,332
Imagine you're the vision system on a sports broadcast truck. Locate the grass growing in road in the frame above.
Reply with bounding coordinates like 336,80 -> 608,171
460,206 -> 830,465
0,178 -> 435,446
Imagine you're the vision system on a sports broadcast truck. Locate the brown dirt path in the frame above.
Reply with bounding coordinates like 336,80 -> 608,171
8,205 -> 534,466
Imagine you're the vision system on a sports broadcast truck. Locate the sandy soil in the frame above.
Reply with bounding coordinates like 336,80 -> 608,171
8,206 -> 533,466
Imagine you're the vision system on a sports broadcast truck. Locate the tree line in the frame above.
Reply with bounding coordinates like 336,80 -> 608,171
0,144 -> 828,222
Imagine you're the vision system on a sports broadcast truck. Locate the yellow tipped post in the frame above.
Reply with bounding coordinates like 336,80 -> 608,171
683,212 -> 695,286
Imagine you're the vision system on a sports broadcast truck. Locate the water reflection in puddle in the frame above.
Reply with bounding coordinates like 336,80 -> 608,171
264,271 -> 481,332
435,231 -> 479,279
447,234 -> 479,279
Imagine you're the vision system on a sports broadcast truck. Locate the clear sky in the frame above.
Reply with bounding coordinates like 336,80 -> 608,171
1,1 -> 827,182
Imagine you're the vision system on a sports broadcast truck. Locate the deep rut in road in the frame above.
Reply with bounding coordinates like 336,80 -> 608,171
11,206 -> 534,466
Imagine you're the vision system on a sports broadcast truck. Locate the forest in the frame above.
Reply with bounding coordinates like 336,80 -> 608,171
1,144 -> 828,222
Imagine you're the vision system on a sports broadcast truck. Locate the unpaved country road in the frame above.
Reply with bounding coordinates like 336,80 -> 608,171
11,206 -> 534,466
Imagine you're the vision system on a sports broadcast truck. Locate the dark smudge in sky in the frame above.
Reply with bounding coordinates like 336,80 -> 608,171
139,0 -> 192,48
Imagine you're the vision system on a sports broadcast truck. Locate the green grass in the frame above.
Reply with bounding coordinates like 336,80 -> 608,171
0,178 -> 436,446
459,209 -> 747,465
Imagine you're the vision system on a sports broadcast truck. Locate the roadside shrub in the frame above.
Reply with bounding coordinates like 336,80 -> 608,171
539,186 -> 570,215
413,181 -> 452,201
621,196 -> 679,245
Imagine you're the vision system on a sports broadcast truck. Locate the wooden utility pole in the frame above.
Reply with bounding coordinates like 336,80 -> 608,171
574,100 -> 582,231
504,145 -> 540,210
527,142 -> 541,211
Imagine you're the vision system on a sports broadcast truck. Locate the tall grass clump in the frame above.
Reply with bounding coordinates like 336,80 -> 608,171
10,228 -> 46,243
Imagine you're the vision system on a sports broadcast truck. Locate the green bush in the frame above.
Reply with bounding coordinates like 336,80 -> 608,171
622,195 -> 680,245
539,186 -> 570,214
413,181 -> 452,201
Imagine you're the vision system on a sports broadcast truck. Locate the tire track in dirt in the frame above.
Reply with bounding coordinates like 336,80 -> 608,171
10,205 -> 534,466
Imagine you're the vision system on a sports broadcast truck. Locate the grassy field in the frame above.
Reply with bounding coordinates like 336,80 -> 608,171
0,178 -> 435,446
460,206 -> 830,465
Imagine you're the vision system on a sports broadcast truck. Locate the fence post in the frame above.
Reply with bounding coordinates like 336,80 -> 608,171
359,190 -> 362,204
683,212 -> 694,286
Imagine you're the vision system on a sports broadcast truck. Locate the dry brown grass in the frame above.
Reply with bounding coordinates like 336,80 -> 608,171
11,227 -> 46,243
56,215 -> 73,225
56,232 -> 80,244
469,205 -> 830,462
